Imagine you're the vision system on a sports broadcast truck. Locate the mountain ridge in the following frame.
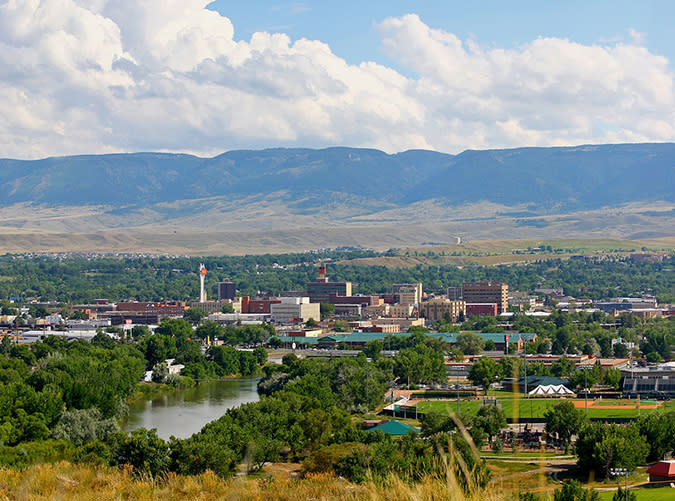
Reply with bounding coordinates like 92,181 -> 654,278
0,143 -> 672,253
1,142 -> 672,209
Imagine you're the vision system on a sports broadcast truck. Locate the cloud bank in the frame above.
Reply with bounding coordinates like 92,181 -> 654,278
0,0 -> 673,158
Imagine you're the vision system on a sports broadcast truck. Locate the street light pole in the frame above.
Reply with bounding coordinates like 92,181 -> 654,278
456,372 -> 461,413
584,368 -> 588,417
610,467 -> 628,501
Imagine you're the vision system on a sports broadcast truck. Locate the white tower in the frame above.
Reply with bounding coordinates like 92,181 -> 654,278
199,264 -> 207,303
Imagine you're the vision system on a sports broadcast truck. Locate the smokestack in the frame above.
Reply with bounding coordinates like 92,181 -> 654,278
199,264 -> 207,303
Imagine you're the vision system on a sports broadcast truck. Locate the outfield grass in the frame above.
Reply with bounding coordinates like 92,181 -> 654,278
597,486 -> 675,500
415,398 -> 673,419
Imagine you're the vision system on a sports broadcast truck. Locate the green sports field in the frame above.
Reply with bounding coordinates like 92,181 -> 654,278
597,486 -> 675,500
414,398 -> 674,419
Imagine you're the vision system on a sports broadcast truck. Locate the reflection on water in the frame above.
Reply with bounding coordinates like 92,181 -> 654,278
122,378 -> 260,440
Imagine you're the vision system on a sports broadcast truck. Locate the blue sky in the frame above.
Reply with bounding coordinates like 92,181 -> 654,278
1,1 -> 673,158
208,0 -> 674,72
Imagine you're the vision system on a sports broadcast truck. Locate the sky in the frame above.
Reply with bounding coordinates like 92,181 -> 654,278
0,0 -> 673,159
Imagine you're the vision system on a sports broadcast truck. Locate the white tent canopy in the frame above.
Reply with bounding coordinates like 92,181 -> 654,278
528,384 -> 575,396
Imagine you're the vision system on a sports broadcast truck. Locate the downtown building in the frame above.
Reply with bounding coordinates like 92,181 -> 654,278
462,281 -> 509,314
306,266 -> 352,303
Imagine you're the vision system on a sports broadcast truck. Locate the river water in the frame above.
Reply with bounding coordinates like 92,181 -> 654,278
122,378 -> 260,440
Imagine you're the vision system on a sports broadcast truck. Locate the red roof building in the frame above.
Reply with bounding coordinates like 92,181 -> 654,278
646,461 -> 675,484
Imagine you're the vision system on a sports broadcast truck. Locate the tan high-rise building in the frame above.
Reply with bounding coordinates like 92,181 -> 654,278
462,281 -> 508,314
419,299 -> 466,322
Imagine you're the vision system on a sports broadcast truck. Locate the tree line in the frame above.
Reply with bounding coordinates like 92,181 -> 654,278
0,253 -> 672,304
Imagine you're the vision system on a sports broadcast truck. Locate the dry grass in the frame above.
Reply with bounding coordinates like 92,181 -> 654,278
0,461 -> 506,501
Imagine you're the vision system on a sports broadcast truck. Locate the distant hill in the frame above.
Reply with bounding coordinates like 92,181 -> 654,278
1,143 -> 672,210
0,143 -> 672,254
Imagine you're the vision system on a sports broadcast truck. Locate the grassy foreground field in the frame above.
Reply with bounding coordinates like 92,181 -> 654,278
1,461 -> 502,501
415,398 -> 674,419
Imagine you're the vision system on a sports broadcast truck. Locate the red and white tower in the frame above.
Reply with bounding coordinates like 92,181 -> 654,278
317,265 -> 327,283
199,264 -> 207,303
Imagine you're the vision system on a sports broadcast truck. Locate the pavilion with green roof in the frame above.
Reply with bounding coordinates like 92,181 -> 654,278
367,420 -> 420,435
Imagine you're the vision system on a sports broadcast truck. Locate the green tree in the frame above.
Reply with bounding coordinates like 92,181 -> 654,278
91,331 -> 115,348
544,401 -> 587,452
612,487 -> 636,501
363,340 -> 383,361
456,332 -> 485,355
267,337 -> 282,348
183,307 -> 207,325
9,344 -> 36,366
474,405 -> 507,444
602,368 -> 621,389
131,325 -> 151,340
253,346 -> 268,365
394,344 -> 446,386
635,411 -> 675,461
551,356 -> 575,377
612,343 -> 628,358
221,303 -> 235,313
553,480 -> 599,501
320,303 -> 335,318
195,320 -> 224,341
576,422 -> 649,477
333,319 -> 350,332
151,361 -> 168,383
500,356 -> 524,380
239,351 -> 258,376
208,346 -> 240,375
113,428 -> 170,476
645,352 -> 662,363
155,318 -> 193,339
468,357 -> 502,394
143,334 -> 176,369
592,425 -> 649,476
0,335 -> 11,355
70,310 -> 86,320
282,353 -> 297,366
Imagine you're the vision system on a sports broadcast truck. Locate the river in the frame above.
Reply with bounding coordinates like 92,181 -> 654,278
123,378 -> 260,440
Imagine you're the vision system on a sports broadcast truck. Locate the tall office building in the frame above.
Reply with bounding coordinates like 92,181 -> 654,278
462,281 -> 508,314
218,280 -> 236,300
306,266 -> 352,303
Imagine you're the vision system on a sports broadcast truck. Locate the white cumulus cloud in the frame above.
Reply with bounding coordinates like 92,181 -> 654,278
0,2 -> 672,158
